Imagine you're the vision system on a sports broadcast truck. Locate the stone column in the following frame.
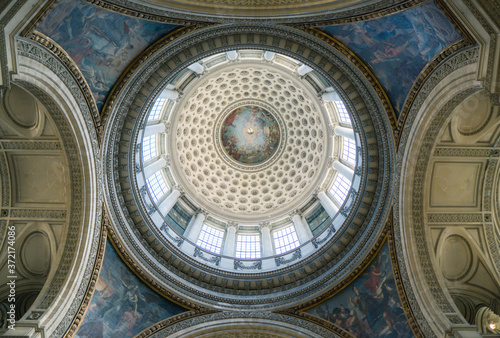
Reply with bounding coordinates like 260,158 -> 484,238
158,188 -> 181,215
297,64 -> 313,76
184,209 -> 207,243
222,221 -> 238,257
333,160 -> 354,180
144,122 -> 166,137
143,157 -> 167,178
264,51 -> 276,61
290,211 -> 313,244
159,87 -> 178,99
322,90 -> 340,102
317,191 -> 339,218
260,222 -> 273,257
334,126 -> 355,140
187,62 -> 204,74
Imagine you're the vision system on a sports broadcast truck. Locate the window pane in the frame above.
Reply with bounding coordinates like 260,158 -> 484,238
146,171 -> 169,203
148,98 -> 166,121
236,234 -> 261,259
196,224 -> 224,254
342,138 -> 356,166
329,173 -> 351,205
334,100 -> 351,124
273,226 -> 300,255
305,204 -> 332,237
142,134 -> 157,162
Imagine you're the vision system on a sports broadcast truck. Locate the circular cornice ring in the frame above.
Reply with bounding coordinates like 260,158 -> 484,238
136,311 -> 349,337
85,0 -> 424,25
102,24 -> 395,310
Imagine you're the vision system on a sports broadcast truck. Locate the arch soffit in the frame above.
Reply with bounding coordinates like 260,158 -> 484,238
394,45 -> 489,337
8,38 -> 103,337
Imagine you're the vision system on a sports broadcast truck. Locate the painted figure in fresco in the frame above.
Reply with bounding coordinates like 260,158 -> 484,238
100,268 -> 147,329
307,243 -> 413,337
75,243 -> 185,338
323,2 -> 461,114
114,305 -> 139,336
88,279 -> 115,316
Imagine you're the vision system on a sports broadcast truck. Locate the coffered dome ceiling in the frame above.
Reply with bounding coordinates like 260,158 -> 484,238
170,56 -> 329,220
102,25 -> 394,309
3,0 -> 500,337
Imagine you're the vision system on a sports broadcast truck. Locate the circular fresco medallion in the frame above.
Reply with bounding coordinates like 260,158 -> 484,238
220,105 -> 280,165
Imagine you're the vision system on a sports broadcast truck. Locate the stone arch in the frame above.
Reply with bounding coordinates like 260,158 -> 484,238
394,44 -> 499,337
0,38 -> 103,337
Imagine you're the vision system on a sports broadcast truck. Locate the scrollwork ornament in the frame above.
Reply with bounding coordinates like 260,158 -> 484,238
194,248 -> 221,266
275,248 -> 302,266
234,260 -> 262,270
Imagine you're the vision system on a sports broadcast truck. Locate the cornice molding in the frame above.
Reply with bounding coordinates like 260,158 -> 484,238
136,310 -> 350,337
80,0 -> 422,24
63,208 -> 108,338
102,24 -> 395,310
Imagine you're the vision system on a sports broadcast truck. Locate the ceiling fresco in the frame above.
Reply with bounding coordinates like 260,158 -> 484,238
17,1 -> 479,336
35,0 -> 179,110
321,1 -> 462,116
75,241 -> 186,338
306,240 -> 413,338
220,105 -> 281,165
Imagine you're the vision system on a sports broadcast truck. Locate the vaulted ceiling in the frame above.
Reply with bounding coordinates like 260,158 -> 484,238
0,0 -> 499,337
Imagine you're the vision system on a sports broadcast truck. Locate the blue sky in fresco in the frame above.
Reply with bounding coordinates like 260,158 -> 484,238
322,1 -> 461,116
75,241 -> 186,338
37,0 -> 178,111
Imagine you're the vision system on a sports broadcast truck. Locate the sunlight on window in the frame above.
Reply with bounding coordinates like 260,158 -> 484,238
342,138 -> 356,166
196,224 -> 224,254
236,234 -> 261,259
329,173 -> 351,205
148,98 -> 166,121
146,171 -> 169,203
335,100 -> 351,124
142,134 -> 157,162
273,226 -> 300,255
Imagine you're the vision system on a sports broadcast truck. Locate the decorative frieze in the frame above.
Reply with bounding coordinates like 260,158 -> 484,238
427,213 -> 483,223
434,147 -> 495,157
9,209 -> 67,219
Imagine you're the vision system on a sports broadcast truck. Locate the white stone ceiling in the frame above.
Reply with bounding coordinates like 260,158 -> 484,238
168,55 -> 331,222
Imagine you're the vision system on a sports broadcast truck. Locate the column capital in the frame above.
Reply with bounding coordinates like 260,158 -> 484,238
172,184 -> 185,195
225,221 -> 238,230
259,221 -> 271,231
196,208 -> 209,217
313,186 -> 325,197
162,121 -> 171,134
162,154 -> 171,166
327,156 -> 335,168
288,209 -> 302,218
328,124 -> 335,137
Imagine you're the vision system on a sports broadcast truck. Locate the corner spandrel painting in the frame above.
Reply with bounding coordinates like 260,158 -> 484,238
75,241 -> 186,338
307,241 -> 414,337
